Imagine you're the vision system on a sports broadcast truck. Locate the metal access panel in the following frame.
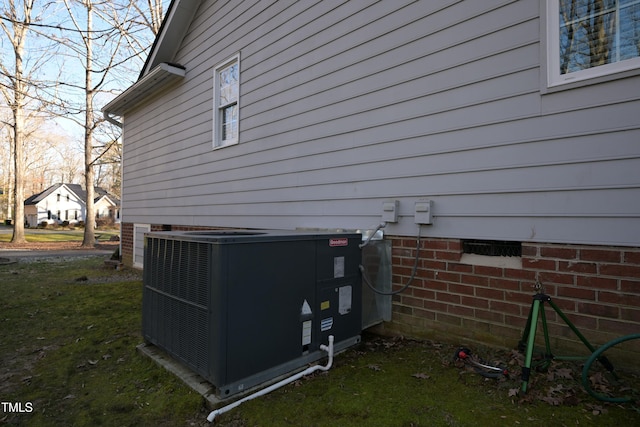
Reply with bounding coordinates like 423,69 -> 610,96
142,229 -> 362,397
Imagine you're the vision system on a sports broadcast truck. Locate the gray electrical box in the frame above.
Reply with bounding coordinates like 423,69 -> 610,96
142,229 -> 362,397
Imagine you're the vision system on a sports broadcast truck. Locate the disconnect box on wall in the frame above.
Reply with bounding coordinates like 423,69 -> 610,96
382,200 -> 399,223
414,200 -> 433,224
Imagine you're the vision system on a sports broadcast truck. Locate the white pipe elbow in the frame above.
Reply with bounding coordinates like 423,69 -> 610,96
207,335 -> 335,423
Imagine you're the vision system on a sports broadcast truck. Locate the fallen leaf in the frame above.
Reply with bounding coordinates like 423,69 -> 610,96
555,368 -> 573,379
541,396 -> 562,405
412,373 -> 430,380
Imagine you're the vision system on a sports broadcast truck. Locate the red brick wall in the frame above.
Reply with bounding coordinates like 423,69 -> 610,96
121,222 -> 133,266
374,236 -> 640,352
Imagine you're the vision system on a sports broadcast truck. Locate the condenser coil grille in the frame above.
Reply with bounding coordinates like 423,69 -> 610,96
143,238 -> 210,374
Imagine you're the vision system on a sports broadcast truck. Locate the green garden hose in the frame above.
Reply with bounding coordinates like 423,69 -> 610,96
581,333 -> 640,403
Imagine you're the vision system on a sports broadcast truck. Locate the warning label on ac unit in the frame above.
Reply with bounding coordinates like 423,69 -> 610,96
320,317 -> 333,332
302,320 -> 312,346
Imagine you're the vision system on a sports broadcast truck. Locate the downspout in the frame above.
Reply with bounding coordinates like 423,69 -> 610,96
102,110 -> 122,261
206,335 -> 335,423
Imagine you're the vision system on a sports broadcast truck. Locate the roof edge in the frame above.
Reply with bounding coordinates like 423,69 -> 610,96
102,62 -> 186,124
142,0 -> 202,78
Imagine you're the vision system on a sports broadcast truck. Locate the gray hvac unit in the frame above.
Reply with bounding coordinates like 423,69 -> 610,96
142,229 -> 362,397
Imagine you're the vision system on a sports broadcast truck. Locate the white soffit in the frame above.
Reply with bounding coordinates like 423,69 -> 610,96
102,62 -> 186,117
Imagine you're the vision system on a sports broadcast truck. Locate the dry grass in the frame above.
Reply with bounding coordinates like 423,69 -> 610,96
1,251 -> 639,426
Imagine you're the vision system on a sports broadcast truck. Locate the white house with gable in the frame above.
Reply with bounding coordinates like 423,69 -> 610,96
24,183 -> 120,227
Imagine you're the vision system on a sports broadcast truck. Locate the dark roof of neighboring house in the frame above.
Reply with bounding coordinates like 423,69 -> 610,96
24,183 -> 120,206
24,183 -> 64,205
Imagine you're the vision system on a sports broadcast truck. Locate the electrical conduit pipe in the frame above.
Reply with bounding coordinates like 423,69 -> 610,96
206,335 -> 335,423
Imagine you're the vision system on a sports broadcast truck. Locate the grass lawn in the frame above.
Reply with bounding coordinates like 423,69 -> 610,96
0,227 -> 119,243
1,256 -> 638,426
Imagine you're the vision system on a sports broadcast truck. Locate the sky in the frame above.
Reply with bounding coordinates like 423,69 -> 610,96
1,0 -> 168,146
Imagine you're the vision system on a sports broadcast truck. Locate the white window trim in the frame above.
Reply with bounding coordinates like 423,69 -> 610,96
546,0 -> 640,88
133,223 -> 150,269
212,53 -> 240,149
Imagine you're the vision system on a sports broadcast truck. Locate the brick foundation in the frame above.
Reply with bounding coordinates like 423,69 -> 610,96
373,236 -> 640,354
122,222 -> 639,352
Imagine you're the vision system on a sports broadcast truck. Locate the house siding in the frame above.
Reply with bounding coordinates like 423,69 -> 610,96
121,0 -> 640,247
116,0 -> 640,345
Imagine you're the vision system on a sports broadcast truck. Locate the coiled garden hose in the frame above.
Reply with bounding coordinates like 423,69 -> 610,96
581,333 -> 640,403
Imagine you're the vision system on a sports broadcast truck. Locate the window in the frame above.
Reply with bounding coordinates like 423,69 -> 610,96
213,54 -> 240,148
547,0 -> 640,87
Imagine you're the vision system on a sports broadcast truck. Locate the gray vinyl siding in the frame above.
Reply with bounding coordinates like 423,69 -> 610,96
120,0 -> 640,247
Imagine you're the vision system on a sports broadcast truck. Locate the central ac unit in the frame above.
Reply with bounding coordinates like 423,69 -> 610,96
142,229 -> 362,397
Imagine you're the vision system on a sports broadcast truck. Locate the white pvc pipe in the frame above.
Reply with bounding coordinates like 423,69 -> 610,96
207,335 -> 335,423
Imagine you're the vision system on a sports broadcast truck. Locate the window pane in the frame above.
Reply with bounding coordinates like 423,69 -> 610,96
221,104 -> 238,142
619,2 -> 640,60
559,0 -> 640,75
219,63 -> 238,106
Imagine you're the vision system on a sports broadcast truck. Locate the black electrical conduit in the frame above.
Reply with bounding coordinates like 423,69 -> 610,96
359,224 -> 422,296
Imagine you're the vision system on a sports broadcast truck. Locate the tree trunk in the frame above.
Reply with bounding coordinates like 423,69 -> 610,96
10,8 -> 27,244
81,1 -> 95,248
11,104 -> 26,243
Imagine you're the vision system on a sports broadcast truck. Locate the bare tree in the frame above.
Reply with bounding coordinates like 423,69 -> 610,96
0,109 -> 12,221
1,0 -> 163,240
57,0 -> 150,247
57,0 -> 164,247
0,0 -> 51,242
94,138 -> 122,195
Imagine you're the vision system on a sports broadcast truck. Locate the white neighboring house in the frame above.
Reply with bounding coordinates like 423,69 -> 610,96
24,183 -> 120,227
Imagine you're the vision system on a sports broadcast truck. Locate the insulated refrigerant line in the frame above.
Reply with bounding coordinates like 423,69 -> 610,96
206,335 -> 335,423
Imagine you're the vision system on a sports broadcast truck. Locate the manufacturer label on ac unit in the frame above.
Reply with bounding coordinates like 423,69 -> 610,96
329,238 -> 348,247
